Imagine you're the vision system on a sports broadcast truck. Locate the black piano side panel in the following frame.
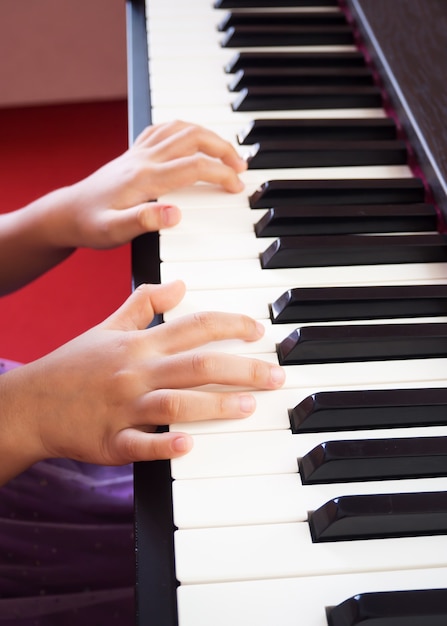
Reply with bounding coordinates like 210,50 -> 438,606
346,0 -> 447,225
126,1 -> 178,625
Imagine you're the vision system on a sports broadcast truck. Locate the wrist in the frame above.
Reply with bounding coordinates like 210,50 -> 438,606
0,366 -> 47,485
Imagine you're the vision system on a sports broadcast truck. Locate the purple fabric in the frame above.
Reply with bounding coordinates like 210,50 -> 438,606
0,359 -> 135,624
0,360 -> 22,375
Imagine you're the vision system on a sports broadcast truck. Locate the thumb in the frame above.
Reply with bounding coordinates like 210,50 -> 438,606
103,281 -> 186,331
105,202 -> 181,243
115,429 -> 194,462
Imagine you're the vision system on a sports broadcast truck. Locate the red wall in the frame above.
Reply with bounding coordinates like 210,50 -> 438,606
0,101 -> 131,363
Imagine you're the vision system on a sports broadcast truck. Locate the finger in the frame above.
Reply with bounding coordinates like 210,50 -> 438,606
151,310 -> 265,353
104,281 -> 186,331
149,351 -> 285,391
136,388 -> 257,425
96,202 -> 181,244
134,120 -> 192,147
149,124 -> 247,173
113,428 -> 193,462
132,120 -> 191,147
136,121 -> 247,174
154,155 -> 246,194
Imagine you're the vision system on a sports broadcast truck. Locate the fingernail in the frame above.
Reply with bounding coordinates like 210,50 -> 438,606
233,177 -> 245,192
255,321 -> 265,337
270,365 -> 285,387
239,394 -> 256,414
237,157 -> 248,171
161,204 -> 180,227
172,435 -> 192,453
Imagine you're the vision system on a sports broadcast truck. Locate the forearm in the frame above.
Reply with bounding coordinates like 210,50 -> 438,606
0,188 -> 76,296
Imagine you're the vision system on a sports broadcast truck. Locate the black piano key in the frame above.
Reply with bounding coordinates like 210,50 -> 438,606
229,68 -> 374,91
277,322 -> 447,365
246,140 -> 407,169
309,491 -> 447,542
256,204 -> 438,237
218,10 -> 347,31
238,118 -> 397,144
215,0 -> 338,8
260,234 -> 447,269
299,437 -> 447,484
327,588 -> 447,626
249,178 -> 426,209
225,51 -> 367,73
290,388 -> 447,433
270,284 -> 447,324
228,67 -> 374,90
232,86 -> 382,111
221,25 -> 354,48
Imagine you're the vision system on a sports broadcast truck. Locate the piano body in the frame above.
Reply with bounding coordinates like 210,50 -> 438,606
126,0 -> 447,624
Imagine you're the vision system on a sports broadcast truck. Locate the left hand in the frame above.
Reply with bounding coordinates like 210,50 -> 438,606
1,282 -> 285,473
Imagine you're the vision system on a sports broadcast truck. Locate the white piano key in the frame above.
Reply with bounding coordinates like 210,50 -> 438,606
173,473 -> 447,528
149,65 -> 237,101
162,284 -> 447,322
147,11 -> 222,27
151,83 -> 237,108
171,425 -> 447,480
160,231 -> 274,261
163,286 -> 274,320
177,567 -> 447,626
157,165 -> 414,210
174,380 -> 447,436
172,387 -> 293,434
160,206 -> 262,235
174,521 -> 447,584
160,316 -> 447,360
173,429 -> 296,479
161,258 -> 447,291
148,25 -> 357,60
181,317 -> 447,355
148,23 -> 221,48
259,355 -> 447,390
147,0 -> 220,14
151,105 -> 387,126
160,230 -> 442,263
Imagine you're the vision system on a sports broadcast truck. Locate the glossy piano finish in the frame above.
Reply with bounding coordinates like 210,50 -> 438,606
327,588 -> 447,626
270,284 -> 447,323
289,387 -> 447,432
347,0 -> 447,227
255,203 -> 439,236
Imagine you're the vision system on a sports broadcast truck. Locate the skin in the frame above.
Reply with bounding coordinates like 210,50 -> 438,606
0,121 -> 285,486
0,120 -> 247,295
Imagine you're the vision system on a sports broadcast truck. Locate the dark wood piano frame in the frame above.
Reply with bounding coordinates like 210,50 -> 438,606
126,1 -> 447,624
346,0 -> 447,228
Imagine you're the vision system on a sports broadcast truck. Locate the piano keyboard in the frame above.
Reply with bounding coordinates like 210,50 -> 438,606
140,0 -> 447,624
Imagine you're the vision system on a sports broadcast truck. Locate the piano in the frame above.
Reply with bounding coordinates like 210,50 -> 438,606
126,0 -> 447,624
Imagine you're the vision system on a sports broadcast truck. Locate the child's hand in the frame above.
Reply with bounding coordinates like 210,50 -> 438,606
0,282 -> 284,482
63,120 -> 247,248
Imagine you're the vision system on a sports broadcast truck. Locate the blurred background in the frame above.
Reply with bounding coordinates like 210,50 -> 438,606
0,0 -> 132,362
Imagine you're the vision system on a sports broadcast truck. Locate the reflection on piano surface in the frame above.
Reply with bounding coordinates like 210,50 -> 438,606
126,0 -> 447,624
